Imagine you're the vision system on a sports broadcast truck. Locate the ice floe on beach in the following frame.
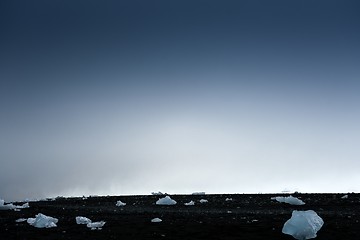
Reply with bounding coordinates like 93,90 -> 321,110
87,221 -> 106,230
27,213 -> 58,228
76,216 -> 105,230
199,199 -> 208,203
151,218 -> 162,223
271,196 -> 305,205
151,191 -> 165,195
116,200 -> 126,207
192,192 -> 206,195
15,218 -> 27,223
184,200 -> 195,206
19,203 -> 29,209
341,194 -> 348,199
282,210 -> 324,240
76,216 -> 92,225
156,196 -> 177,205
0,199 -> 30,210
0,200 -> 15,210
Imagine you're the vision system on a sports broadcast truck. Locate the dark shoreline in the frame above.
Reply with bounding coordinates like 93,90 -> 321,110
1,193 -> 359,239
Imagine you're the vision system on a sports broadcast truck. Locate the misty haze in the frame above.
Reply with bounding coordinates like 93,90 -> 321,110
1,1 -> 360,239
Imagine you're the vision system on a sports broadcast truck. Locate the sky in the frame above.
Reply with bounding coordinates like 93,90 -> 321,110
1,0 -> 360,201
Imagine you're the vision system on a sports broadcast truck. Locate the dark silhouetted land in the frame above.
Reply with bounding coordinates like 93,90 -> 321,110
1,193 -> 359,239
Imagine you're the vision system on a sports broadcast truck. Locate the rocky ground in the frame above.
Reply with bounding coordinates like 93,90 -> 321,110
1,193 -> 359,239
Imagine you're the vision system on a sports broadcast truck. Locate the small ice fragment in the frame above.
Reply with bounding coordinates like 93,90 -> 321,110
151,191 -> 164,195
16,218 -> 27,223
151,218 -> 162,223
184,200 -> 195,206
76,216 -> 92,225
156,196 -> 177,205
87,221 -> 105,230
0,200 -> 30,210
17,203 -> 30,209
116,200 -> 126,207
341,194 -> 348,199
199,199 -> 208,203
27,213 -> 58,228
282,210 -> 324,240
0,205 -> 15,210
225,198 -> 233,201
271,196 -> 305,205
192,192 -> 206,195
0,199 -> 15,210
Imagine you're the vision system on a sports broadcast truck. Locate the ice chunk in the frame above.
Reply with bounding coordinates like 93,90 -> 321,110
282,210 -> 324,240
17,203 -> 30,209
87,221 -> 105,230
0,203 -> 15,210
156,196 -> 177,205
184,200 -> 195,206
341,194 -> 348,199
116,200 -> 126,207
24,198 -> 39,202
16,218 -> 27,223
199,199 -> 208,203
76,216 -> 92,225
0,199 -> 14,210
151,218 -> 162,223
151,191 -> 164,195
0,200 -> 30,211
225,198 -> 233,201
271,196 -> 305,205
192,192 -> 206,195
27,213 -> 58,228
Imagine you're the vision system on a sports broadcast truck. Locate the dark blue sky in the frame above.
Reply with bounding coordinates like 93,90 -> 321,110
1,1 -> 360,200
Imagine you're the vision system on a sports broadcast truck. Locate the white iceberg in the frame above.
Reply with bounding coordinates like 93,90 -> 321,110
151,217 -> 162,223
199,199 -> 208,203
16,218 -> 27,223
156,196 -> 177,205
192,192 -> 206,195
87,221 -> 105,230
27,213 -> 58,228
0,199 -> 29,210
116,200 -> 126,207
271,196 -> 305,205
0,202 -> 15,210
17,203 -> 30,209
282,210 -> 324,240
24,198 -> 39,202
151,191 -> 164,195
76,216 -> 92,225
184,200 -> 195,206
